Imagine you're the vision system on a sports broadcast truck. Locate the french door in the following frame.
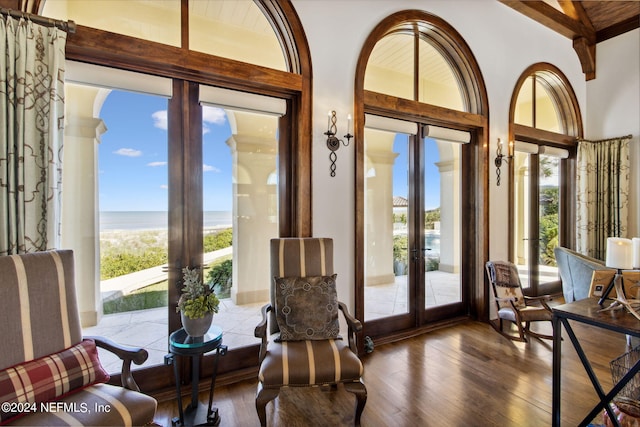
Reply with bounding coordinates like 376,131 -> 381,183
513,146 -> 563,296
363,121 -> 466,337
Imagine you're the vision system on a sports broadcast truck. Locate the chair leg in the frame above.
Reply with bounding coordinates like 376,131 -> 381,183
344,381 -> 367,426
515,321 -> 528,342
524,321 -> 553,341
256,383 -> 280,427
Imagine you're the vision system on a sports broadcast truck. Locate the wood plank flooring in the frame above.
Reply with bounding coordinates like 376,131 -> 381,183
153,319 -> 632,426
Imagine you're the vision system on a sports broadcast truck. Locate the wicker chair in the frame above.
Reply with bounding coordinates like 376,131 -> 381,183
486,260 -> 553,342
254,238 -> 367,426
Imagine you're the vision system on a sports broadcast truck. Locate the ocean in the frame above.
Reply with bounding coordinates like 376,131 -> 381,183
100,211 -> 232,231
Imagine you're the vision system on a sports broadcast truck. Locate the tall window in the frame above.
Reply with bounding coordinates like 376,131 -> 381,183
510,64 -> 582,295
42,0 -> 311,390
356,11 -> 488,340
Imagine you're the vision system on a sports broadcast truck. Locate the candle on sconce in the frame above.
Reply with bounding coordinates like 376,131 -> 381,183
347,114 -> 352,134
606,237 -> 633,270
633,237 -> 640,269
327,111 -> 332,131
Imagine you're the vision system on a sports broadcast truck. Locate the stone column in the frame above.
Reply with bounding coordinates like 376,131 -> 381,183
61,85 -> 107,327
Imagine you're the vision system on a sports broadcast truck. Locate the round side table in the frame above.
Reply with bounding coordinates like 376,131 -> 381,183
165,327 -> 227,426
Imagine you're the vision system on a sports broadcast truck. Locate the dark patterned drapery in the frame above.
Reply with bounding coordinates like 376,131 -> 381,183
0,16 -> 66,255
576,135 -> 632,260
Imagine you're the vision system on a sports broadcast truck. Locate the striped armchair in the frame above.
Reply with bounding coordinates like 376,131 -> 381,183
0,250 -> 157,426
254,238 -> 367,426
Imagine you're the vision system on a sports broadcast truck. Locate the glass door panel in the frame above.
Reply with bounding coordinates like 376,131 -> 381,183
87,89 -> 169,372
514,151 -> 532,289
537,154 -> 560,286
423,137 -> 461,308
364,129 -> 410,321
201,105 -> 278,349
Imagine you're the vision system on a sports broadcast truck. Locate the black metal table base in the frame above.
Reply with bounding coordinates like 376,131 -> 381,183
165,329 -> 227,427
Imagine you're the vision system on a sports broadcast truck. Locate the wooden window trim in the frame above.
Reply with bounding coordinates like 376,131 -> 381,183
354,10 -> 490,346
32,0 -> 313,392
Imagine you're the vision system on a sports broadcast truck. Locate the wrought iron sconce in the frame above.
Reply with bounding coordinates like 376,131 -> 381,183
494,138 -> 513,186
325,110 -> 353,177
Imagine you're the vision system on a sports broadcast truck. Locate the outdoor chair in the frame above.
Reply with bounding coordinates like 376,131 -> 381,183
254,238 -> 367,426
486,260 -> 553,342
0,250 -> 157,426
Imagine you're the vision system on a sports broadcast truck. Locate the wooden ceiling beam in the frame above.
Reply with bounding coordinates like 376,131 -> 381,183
500,0 -> 597,80
559,1 -> 596,33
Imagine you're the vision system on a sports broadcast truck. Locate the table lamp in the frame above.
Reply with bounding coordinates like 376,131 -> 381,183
598,237 -> 633,305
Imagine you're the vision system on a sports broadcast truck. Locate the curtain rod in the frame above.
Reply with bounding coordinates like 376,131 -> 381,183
0,8 -> 76,34
577,134 -> 633,143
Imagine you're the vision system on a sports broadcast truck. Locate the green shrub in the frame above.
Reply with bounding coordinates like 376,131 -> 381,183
206,256 -> 233,298
100,247 -> 167,280
204,228 -> 233,252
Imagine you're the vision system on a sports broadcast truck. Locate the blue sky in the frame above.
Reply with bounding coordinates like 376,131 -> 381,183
99,90 -> 441,212
393,135 -> 442,211
99,90 -> 232,211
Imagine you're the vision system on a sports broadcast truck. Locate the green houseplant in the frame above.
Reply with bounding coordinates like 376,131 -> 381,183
176,266 -> 220,338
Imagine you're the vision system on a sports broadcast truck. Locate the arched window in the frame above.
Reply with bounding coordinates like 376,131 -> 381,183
509,63 -> 582,296
37,0 -> 311,391
355,11 -> 489,341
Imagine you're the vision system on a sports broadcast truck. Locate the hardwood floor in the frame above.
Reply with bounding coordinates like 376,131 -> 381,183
153,319 -> 632,426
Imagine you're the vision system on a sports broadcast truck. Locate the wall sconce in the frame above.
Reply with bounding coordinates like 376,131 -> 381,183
325,110 -> 353,177
494,138 -> 514,186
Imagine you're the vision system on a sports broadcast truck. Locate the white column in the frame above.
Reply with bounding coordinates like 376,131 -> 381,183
364,130 -> 399,286
61,85 -> 107,327
435,158 -> 459,273
225,111 -> 278,305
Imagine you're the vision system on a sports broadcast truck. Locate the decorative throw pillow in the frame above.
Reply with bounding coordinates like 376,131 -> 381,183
274,274 -> 340,341
0,339 -> 110,423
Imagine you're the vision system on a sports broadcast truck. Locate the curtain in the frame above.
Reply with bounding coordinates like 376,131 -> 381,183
576,135 -> 631,260
0,16 -> 66,255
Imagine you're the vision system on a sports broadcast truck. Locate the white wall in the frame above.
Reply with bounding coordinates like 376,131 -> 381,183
586,29 -> 640,238
293,0 -> 587,310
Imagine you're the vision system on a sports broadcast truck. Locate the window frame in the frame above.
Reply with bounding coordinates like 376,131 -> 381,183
508,63 -> 583,296
354,10 -> 490,347
38,0 -> 311,392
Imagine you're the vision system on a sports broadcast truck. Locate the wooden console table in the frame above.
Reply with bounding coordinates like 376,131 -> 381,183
552,298 -> 640,426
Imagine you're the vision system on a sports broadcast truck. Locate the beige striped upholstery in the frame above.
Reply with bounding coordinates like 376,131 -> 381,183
256,238 -> 367,426
0,250 -> 157,426
8,384 -> 157,427
0,250 -> 81,368
258,339 -> 363,386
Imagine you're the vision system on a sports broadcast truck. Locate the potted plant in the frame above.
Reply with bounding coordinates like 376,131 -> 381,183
176,266 -> 220,338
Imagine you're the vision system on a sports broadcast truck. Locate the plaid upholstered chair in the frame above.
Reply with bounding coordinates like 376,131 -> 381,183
0,250 -> 157,426
254,238 -> 367,426
486,260 -> 553,342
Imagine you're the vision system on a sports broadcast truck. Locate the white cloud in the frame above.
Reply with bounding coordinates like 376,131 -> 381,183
147,161 -> 167,167
160,184 -> 168,190
203,164 -> 221,173
152,110 -> 168,130
114,148 -> 142,157
203,106 -> 226,125
153,107 -> 224,134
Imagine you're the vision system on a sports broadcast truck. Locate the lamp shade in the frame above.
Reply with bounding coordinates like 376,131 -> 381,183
606,237 -> 633,269
633,237 -> 640,269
